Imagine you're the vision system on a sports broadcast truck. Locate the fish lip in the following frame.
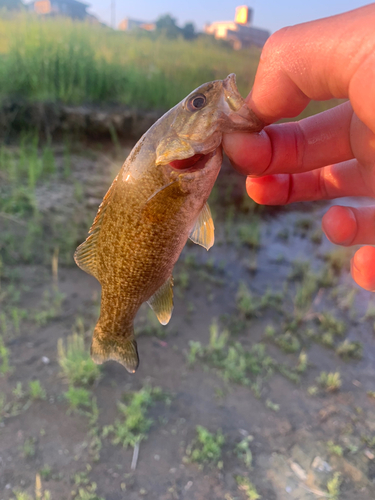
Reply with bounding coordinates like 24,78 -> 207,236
222,73 -> 264,131
222,73 -> 244,111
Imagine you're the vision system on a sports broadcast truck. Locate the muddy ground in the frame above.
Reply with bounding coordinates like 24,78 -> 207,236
1,141 -> 375,500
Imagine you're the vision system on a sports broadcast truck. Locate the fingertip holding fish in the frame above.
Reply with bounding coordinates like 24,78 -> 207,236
75,74 -> 263,372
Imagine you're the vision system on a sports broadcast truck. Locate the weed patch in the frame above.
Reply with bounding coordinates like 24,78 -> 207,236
57,333 -> 101,386
185,425 -> 225,469
103,385 -> 166,448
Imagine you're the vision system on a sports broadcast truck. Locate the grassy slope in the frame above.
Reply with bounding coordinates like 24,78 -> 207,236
0,15 -> 260,108
0,15 -> 343,117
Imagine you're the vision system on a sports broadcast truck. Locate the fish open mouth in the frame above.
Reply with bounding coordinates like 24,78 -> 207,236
169,151 -> 214,172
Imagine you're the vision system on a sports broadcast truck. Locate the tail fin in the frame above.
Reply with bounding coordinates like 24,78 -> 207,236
90,323 -> 139,374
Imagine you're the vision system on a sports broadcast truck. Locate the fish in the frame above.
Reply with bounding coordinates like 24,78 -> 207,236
74,73 -> 263,373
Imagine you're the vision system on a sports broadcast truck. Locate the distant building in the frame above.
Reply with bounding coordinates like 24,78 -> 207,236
118,17 -> 155,32
204,5 -> 269,49
28,0 -> 97,21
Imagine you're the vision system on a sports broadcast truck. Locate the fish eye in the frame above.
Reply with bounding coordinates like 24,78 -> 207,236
187,93 -> 206,112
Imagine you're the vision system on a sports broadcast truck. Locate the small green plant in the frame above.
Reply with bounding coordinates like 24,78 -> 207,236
188,321 -> 275,388
236,283 -> 257,318
307,385 -> 318,396
0,335 -> 11,374
310,228 -> 322,244
103,385 -> 164,448
22,437 -> 36,458
13,381 -> 25,399
336,340 -> 362,359
275,331 -> 300,353
364,301 -> 375,320
39,465 -> 52,480
33,287 -> 65,326
265,399 -> 280,412
185,425 -> 225,469
71,466 -> 104,500
264,324 -> 275,338
57,333 -> 101,386
235,476 -> 261,500
327,472 -> 341,499
235,435 -> 253,468
294,273 -> 318,311
64,386 -> 92,413
327,441 -> 343,457
238,221 -> 260,248
316,371 -> 342,392
28,380 -> 46,400
13,491 -> 33,500
187,340 -> 204,365
319,312 -> 345,336
324,248 -> 352,274
296,351 -> 308,373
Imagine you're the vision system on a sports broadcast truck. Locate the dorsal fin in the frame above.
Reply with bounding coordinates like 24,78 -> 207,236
189,202 -> 215,250
147,276 -> 174,325
74,175 -> 118,278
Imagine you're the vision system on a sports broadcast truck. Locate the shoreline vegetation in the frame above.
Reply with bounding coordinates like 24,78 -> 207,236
0,15 -> 342,118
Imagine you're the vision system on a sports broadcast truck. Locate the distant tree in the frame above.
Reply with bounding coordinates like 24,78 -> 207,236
181,22 -> 196,40
155,14 -> 182,38
0,0 -> 24,10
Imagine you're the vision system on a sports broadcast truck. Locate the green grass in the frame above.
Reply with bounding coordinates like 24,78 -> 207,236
0,15 -> 260,107
275,331 -> 300,353
33,287 -> 65,327
237,220 -> 260,248
28,380 -> 46,400
235,476 -> 261,500
316,371 -> 342,392
57,332 -> 101,387
327,472 -> 341,500
102,385 -> 165,448
336,339 -> 362,359
235,436 -> 253,468
0,138 -> 80,267
185,425 -> 225,469
64,386 -> 92,412
0,335 -> 11,374
0,15 -> 345,117
327,440 -> 343,457
21,436 -> 36,458
188,320 -> 275,388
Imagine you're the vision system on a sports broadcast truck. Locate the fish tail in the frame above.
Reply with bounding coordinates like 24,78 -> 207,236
90,322 -> 139,374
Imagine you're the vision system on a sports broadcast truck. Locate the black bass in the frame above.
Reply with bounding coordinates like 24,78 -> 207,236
74,74 -> 263,373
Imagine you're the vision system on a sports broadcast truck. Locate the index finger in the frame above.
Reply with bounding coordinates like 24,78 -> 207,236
223,101 -> 354,177
248,4 -> 375,134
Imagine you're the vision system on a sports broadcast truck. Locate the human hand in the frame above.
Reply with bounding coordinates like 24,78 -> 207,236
223,4 -> 375,291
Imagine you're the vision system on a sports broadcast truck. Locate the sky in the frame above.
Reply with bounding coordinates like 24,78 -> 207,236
85,0 -> 372,33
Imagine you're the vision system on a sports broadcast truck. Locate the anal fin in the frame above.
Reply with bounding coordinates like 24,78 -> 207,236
147,276 -> 174,325
189,202 -> 214,250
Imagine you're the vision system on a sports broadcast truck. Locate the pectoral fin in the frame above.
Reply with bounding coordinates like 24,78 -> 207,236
147,276 -> 174,325
189,202 -> 214,250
